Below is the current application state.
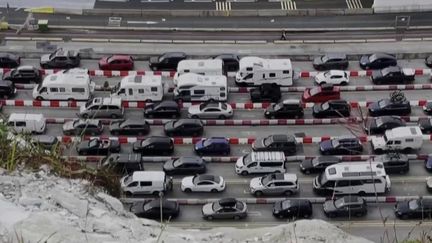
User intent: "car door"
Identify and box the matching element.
[197,181,213,192]
[54,56,68,68]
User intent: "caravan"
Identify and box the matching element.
[173,59,224,85]
[235,57,293,86]
[110,75,164,102]
[173,73,227,102]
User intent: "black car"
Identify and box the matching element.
[131,200,180,220]
[76,138,121,155]
[252,134,298,155]
[312,100,351,118]
[101,153,143,174]
[319,137,363,155]
[300,156,341,174]
[163,156,206,175]
[372,153,410,174]
[40,48,80,69]
[264,99,304,119]
[164,119,204,137]
[109,119,150,136]
[149,52,187,71]
[425,55,432,68]
[425,155,432,172]
[132,136,174,155]
[323,196,367,218]
[423,102,432,115]
[212,54,240,72]
[395,198,432,219]
[250,83,281,102]
[272,199,313,219]
[62,119,104,136]
[3,66,41,83]
[371,66,415,84]
[194,137,230,156]
[0,80,16,98]
[0,53,20,68]
[144,101,180,118]
[313,53,349,71]
[364,116,406,135]
[368,99,411,117]
[359,53,397,70]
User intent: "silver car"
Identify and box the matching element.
[79,97,124,119]
[202,198,247,220]
[188,101,233,119]
[249,173,299,196]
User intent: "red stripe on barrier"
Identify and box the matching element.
[405,84,414,90]
[88,70,96,76]
[385,196,396,203]
[15,100,24,106]
[119,71,129,76]
[247,137,256,144]
[173,137,184,144]
[359,136,368,142]
[260,120,269,126]
[103,70,113,77]
[69,100,78,108]
[118,137,128,144]
[419,100,428,106]
[224,120,234,126]
[349,102,359,108]
[295,119,305,125]
[33,100,42,107]
[321,136,331,141]
[154,71,162,76]
[303,137,312,144]
[262,102,271,109]
[415,69,424,75]
[350,71,358,77]
[277,119,288,125]
[61,136,72,143]
[192,137,202,144]
[229,138,239,144]
[50,100,60,107]
[256,198,268,204]
[137,71,145,75]
[366,70,373,76]
[300,72,310,78]
[243,120,252,126]
[169,71,176,77]
[244,103,253,109]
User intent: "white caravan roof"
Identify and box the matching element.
[325,162,386,180]
[176,73,227,88]
[120,75,162,88]
[177,59,223,71]
[43,73,90,85]
[239,56,292,71]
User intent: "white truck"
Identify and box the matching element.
[173,59,224,85]
[173,73,227,102]
[235,56,293,86]
[371,126,423,153]
[110,75,164,102]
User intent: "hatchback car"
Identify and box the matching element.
[3,66,41,83]
[313,54,349,71]
[272,199,313,219]
[423,102,432,115]
[371,66,415,84]
[212,54,240,72]
[319,137,363,155]
[252,134,297,155]
[299,156,341,174]
[163,156,206,175]
[202,198,247,220]
[371,153,409,174]
[194,137,230,155]
[79,97,124,119]
[0,80,16,98]
[62,119,103,136]
[98,55,134,70]
[314,70,349,86]
[188,101,233,119]
[181,174,226,193]
[419,118,432,134]
[250,173,299,196]
[40,48,80,69]
[0,53,20,68]
[359,53,397,70]
[250,83,281,102]
[368,99,411,117]
[395,198,432,219]
[323,196,367,218]
[131,200,179,220]
[312,100,351,118]
[109,119,149,136]
[144,101,180,118]
[264,99,304,119]
[133,136,174,155]
[76,138,121,155]
[164,119,204,137]
[302,84,341,103]
[364,116,406,135]
[149,52,187,71]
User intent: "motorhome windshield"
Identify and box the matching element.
[111,83,120,94]
[318,172,328,186]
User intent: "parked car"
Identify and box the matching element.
[423,101,432,115]
[79,97,124,119]
[202,198,247,220]
[299,156,341,174]
[0,53,20,68]
[371,153,409,174]
[31,135,59,150]
[252,134,298,155]
[188,101,233,119]
[313,54,349,71]
[62,119,103,136]
[149,52,187,71]
[425,55,432,68]
[425,154,432,172]
[40,48,80,69]
[395,198,432,219]
[76,138,120,155]
[144,101,180,118]
[264,99,304,119]
[272,199,313,219]
[359,53,397,70]
[164,119,204,137]
[250,173,299,196]
[3,66,41,83]
[426,177,432,192]
[132,136,174,155]
[419,118,432,134]
[371,66,415,84]
[163,156,206,175]
[212,54,240,72]
[98,55,134,70]
[194,137,230,155]
[0,80,16,98]
[181,174,226,193]
[312,100,351,118]
[364,116,406,135]
[250,83,281,102]
[319,137,363,155]
[109,119,149,136]
[323,196,367,218]
[368,99,411,117]
[302,84,340,103]
[101,153,144,174]
[314,70,349,86]
[131,200,179,220]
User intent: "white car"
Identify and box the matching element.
[187,101,233,119]
[314,70,349,85]
[181,174,226,193]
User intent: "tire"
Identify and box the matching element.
[36,96,43,101]
[206,216,213,220]
[284,190,293,196]
[184,188,192,193]
[219,115,226,119]
[233,215,241,220]
[192,115,199,119]
[211,189,218,193]
[374,149,383,154]
[358,191,366,196]
[340,81,348,86]
[111,114,118,119]
[125,191,133,197]
[152,191,160,196]
[254,191,263,197]
[241,171,248,176]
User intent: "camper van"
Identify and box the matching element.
[120,171,173,196]
[32,72,94,101]
[173,59,223,85]
[173,73,227,102]
[313,162,391,195]
[371,126,423,153]
[235,57,293,86]
[110,75,164,102]
[235,151,286,176]
[7,113,46,134]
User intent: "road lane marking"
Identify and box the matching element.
[346,0,363,9]
[127,21,159,25]
[281,0,296,10]
[216,1,232,11]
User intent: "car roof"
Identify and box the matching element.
[144,136,171,143]
[324,53,347,59]
[106,153,141,163]
[282,99,300,105]
[177,156,203,164]
[197,174,217,182]
[132,171,165,181]
[0,80,13,87]
[370,53,395,60]
[121,119,146,126]
[17,66,36,71]
[32,135,57,143]
[328,100,348,105]
[316,156,341,163]
[341,196,362,203]
[218,198,238,207]
[75,119,100,125]
[146,199,177,209]
[156,100,178,108]
[0,53,15,58]
[269,134,296,143]
[162,52,187,58]
[92,97,122,106]
[175,119,202,126]
[109,55,132,60]
[382,66,401,72]
[206,137,229,143]
[8,113,44,121]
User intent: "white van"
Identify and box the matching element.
[110,75,164,102]
[173,73,227,102]
[7,113,46,134]
[120,171,173,196]
[313,162,391,195]
[235,151,286,176]
[371,126,423,153]
[32,72,95,101]
[173,59,223,85]
[235,57,293,86]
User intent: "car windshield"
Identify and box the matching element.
[212,202,223,212]
[89,139,99,147]
[111,82,120,94]
[261,174,275,185]
[273,103,283,111]
[221,103,227,110]
[158,55,165,62]
[263,136,274,146]
[334,197,346,209]
[124,175,133,185]
[408,200,419,210]
[173,158,183,167]
[203,139,213,147]
[85,99,94,108]
[244,154,252,164]
[321,102,330,110]
[309,87,321,96]
[318,172,328,186]
[107,56,115,63]
[321,55,329,62]
[324,71,331,77]
[312,157,321,167]
[375,117,384,127]
[72,120,80,126]
[140,139,151,147]
[331,139,340,147]
[378,100,389,108]
[369,54,378,62]
[36,82,43,91]
[381,68,393,77]
[281,200,292,209]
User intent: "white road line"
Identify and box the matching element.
[346,0,363,9]
[127,21,159,25]
[216,1,231,11]
[281,0,296,10]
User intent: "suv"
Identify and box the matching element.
[302,84,340,103]
[313,53,349,71]
[164,119,204,137]
[264,99,304,119]
[144,101,180,118]
[132,136,174,155]
[312,100,351,118]
[371,66,415,84]
[360,53,397,70]
[371,153,409,174]
[149,52,187,71]
[323,196,367,218]
[0,53,20,68]
[3,66,41,83]
[300,156,341,174]
[250,83,281,102]
[252,134,298,155]
[0,80,16,98]
[249,173,299,196]
[40,48,80,69]
[319,137,363,155]
[101,153,143,174]
[272,199,313,219]
[212,54,240,72]
[79,97,124,119]
[194,137,230,155]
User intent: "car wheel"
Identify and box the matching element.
[355,212,365,217]
[184,188,192,193]
[125,191,133,197]
[206,216,213,220]
[112,131,119,136]
[111,114,118,119]
[36,96,43,101]
[327,213,336,218]
[340,81,348,86]
[233,215,241,220]
[241,171,248,176]
[303,214,310,219]
[284,190,293,196]
[254,191,263,197]
[211,189,218,193]
[219,115,226,119]
[152,191,160,196]
[192,115,199,119]
[374,149,383,154]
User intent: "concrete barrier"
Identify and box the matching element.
[315,9,346,16]
[70,38,109,42]
[344,8,374,15]
[257,9,286,17]
[109,39,141,43]
[173,40,205,44]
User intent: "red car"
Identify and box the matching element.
[302,84,340,103]
[98,55,134,70]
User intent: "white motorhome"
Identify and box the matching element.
[371,126,423,153]
[235,151,286,176]
[173,73,227,102]
[32,72,94,101]
[110,75,164,102]
[313,162,391,195]
[7,113,46,134]
[173,59,223,85]
[235,57,293,86]
[120,171,173,196]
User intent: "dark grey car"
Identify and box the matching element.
[62,119,103,136]
[313,54,349,71]
[202,198,247,220]
[40,48,80,69]
[323,196,367,218]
